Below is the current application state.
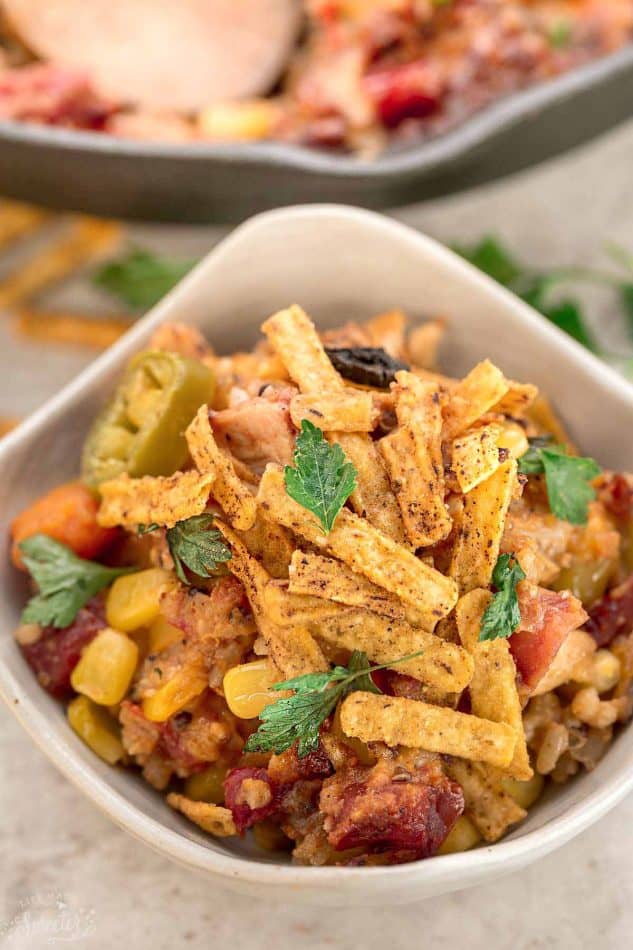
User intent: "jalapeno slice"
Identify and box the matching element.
[81,350,215,486]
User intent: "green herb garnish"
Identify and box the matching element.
[244,649,422,758]
[519,440,601,524]
[479,554,526,642]
[19,534,134,628]
[453,236,633,360]
[93,249,197,310]
[284,420,357,533]
[548,20,572,49]
[140,514,232,584]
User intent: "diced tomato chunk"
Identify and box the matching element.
[21,598,105,697]
[364,61,441,129]
[586,574,633,647]
[510,583,588,690]
[11,481,118,570]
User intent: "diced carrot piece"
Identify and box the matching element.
[10,481,117,569]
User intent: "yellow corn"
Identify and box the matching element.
[198,100,279,142]
[575,649,621,695]
[501,772,544,810]
[67,695,124,764]
[184,762,229,804]
[148,615,183,654]
[497,421,529,460]
[331,702,375,766]
[143,663,208,722]
[71,627,138,705]
[437,816,481,855]
[223,659,281,720]
[253,821,292,852]
[106,568,175,632]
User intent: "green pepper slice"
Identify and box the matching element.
[81,350,215,486]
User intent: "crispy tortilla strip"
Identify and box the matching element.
[445,760,526,842]
[340,693,517,768]
[471,641,532,780]
[262,305,343,393]
[236,511,294,579]
[261,306,406,541]
[527,394,577,453]
[150,322,213,361]
[449,458,518,593]
[186,405,257,531]
[263,580,350,627]
[15,308,131,349]
[380,373,451,546]
[290,391,377,432]
[407,319,444,370]
[0,218,121,309]
[217,522,327,678]
[363,308,407,357]
[450,424,503,494]
[166,794,237,836]
[257,466,458,627]
[288,550,406,621]
[97,470,215,529]
[442,360,509,440]
[0,200,49,249]
[492,382,538,417]
[456,589,531,779]
[334,432,408,544]
[309,609,474,692]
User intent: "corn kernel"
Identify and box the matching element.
[331,702,375,766]
[143,664,208,722]
[71,627,138,705]
[148,615,184,654]
[497,421,529,460]
[253,821,293,852]
[586,649,621,694]
[185,762,229,804]
[67,695,124,764]
[437,816,481,855]
[198,100,279,142]
[106,568,175,632]
[501,772,545,810]
[223,659,281,720]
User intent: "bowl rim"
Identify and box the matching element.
[0,44,631,179]
[2,203,633,893]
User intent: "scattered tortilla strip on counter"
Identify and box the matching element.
[0,200,50,250]
[290,391,378,432]
[97,470,215,529]
[288,550,407,621]
[380,372,451,546]
[186,405,257,531]
[449,458,518,593]
[308,609,474,692]
[0,218,121,310]
[167,794,237,836]
[445,760,526,842]
[15,308,131,349]
[442,360,510,440]
[450,424,504,494]
[340,692,517,769]
[216,522,327,678]
[257,465,458,627]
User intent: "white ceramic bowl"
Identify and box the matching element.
[1,206,632,906]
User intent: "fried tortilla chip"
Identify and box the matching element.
[186,405,257,531]
[97,470,215,529]
[340,693,517,768]
[257,466,457,627]
[442,360,510,440]
[450,424,504,494]
[290,391,378,432]
[167,794,237,836]
[445,760,526,842]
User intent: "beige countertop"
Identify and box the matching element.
[1,120,632,950]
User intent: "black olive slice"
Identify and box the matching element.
[325,346,410,389]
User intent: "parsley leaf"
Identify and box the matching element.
[519,440,601,524]
[453,236,521,286]
[244,650,418,758]
[93,249,198,310]
[19,534,134,628]
[479,554,526,642]
[284,420,357,533]
[161,514,232,584]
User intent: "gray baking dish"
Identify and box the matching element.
[0,44,631,223]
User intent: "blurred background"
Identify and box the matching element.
[1,2,633,948]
